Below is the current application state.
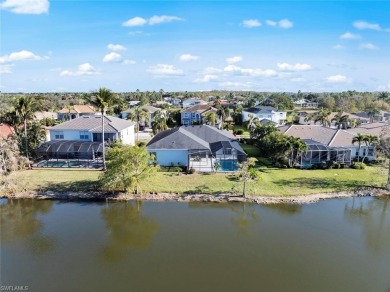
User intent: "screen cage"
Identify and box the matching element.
[34,140,103,168]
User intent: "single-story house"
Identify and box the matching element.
[146,125,247,172]
[242,106,287,125]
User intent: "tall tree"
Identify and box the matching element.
[246,114,259,129]
[361,135,379,163]
[100,144,156,194]
[352,133,367,162]
[331,112,350,129]
[127,106,150,141]
[378,127,390,189]
[313,108,331,127]
[203,111,217,126]
[152,110,168,135]
[217,106,230,129]
[84,87,118,170]
[366,107,380,123]
[378,91,389,110]
[13,96,42,160]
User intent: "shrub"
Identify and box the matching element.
[352,162,366,169]
[236,129,244,135]
[189,167,196,174]
[339,163,346,169]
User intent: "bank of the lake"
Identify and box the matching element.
[1,167,389,204]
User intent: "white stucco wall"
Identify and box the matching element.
[120,125,135,146]
[242,110,286,124]
[50,129,92,141]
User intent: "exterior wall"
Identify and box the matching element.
[148,149,189,166]
[181,111,202,125]
[119,125,135,146]
[49,129,92,141]
[242,110,286,124]
[214,148,238,160]
[349,145,376,161]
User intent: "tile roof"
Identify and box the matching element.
[181,104,217,113]
[0,124,14,139]
[284,125,338,145]
[346,122,389,136]
[58,105,95,114]
[50,115,135,133]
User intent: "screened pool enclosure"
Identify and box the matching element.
[35,140,103,168]
[300,139,351,168]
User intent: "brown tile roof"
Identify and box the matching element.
[0,124,14,139]
[182,104,217,113]
[284,125,337,145]
[58,105,95,114]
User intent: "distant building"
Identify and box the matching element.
[182,98,208,109]
[121,105,159,128]
[242,106,287,125]
[181,104,218,126]
[293,99,319,108]
[57,105,95,120]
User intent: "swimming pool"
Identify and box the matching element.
[219,159,239,171]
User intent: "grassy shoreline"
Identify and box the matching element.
[1,164,388,197]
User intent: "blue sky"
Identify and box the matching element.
[1,0,389,93]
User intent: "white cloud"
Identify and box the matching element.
[242,19,261,28]
[60,63,100,76]
[353,21,381,31]
[0,64,14,74]
[147,64,184,76]
[204,67,222,74]
[123,59,137,65]
[277,63,312,72]
[340,32,361,40]
[223,65,277,77]
[102,52,122,63]
[193,75,218,83]
[325,75,348,83]
[0,50,44,63]
[279,19,293,29]
[123,15,183,27]
[149,15,184,25]
[0,0,49,14]
[332,44,344,49]
[359,43,379,50]
[265,20,277,26]
[290,77,306,82]
[265,19,293,29]
[179,54,199,62]
[226,56,243,64]
[107,44,127,52]
[122,17,147,27]
[128,31,147,36]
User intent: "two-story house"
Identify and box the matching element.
[242,106,287,125]
[181,104,218,126]
[57,105,95,120]
[121,105,159,128]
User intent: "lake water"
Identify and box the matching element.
[1,197,389,292]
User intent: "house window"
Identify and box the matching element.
[54,131,64,139]
[79,131,89,140]
[223,148,232,155]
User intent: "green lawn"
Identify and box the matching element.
[5,163,388,197]
[240,143,261,157]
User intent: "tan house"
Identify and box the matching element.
[57,105,95,120]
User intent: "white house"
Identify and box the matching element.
[182,98,208,109]
[242,106,287,125]
[49,115,135,145]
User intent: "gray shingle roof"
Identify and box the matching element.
[244,106,278,114]
[147,125,245,155]
[50,115,134,133]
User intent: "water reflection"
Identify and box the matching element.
[262,203,302,216]
[344,197,390,251]
[100,201,159,263]
[188,202,259,238]
[0,199,56,254]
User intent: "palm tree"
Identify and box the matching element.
[203,111,217,126]
[217,106,230,129]
[331,112,350,129]
[378,91,389,110]
[246,114,259,129]
[84,87,118,171]
[314,108,331,127]
[13,96,42,161]
[352,133,367,162]
[366,107,380,123]
[152,110,168,134]
[361,135,379,163]
[285,136,307,167]
[127,106,149,141]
